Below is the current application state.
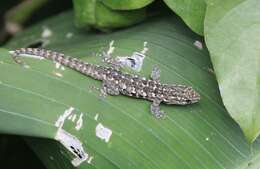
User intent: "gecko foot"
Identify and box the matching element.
[150,99,165,119]
[150,65,160,82]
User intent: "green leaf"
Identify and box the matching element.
[163,0,206,35]
[73,0,147,31]
[2,11,260,169]
[204,0,260,143]
[101,0,154,10]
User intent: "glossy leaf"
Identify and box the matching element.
[163,0,206,35]
[1,11,260,169]
[101,0,154,10]
[204,0,260,143]
[73,0,147,31]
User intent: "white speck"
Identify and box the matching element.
[107,40,115,55]
[205,137,209,141]
[94,114,99,121]
[55,62,61,69]
[55,128,88,167]
[42,26,52,38]
[54,72,63,77]
[66,32,73,38]
[75,113,83,131]
[87,156,94,164]
[72,114,77,122]
[55,107,74,127]
[61,66,65,70]
[49,156,54,160]
[95,123,112,143]
[193,40,203,50]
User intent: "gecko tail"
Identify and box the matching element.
[10,49,29,67]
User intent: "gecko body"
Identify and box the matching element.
[12,48,200,118]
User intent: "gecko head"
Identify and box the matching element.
[163,85,200,105]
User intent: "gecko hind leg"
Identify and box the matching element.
[150,99,165,119]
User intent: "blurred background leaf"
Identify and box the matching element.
[101,0,154,10]
[73,0,147,31]
[204,0,260,143]
[162,0,206,35]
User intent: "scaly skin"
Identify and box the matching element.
[12,48,200,118]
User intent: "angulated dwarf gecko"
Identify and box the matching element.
[11,48,200,119]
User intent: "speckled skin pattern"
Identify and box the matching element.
[12,48,200,119]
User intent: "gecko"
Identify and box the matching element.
[11,48,200,119]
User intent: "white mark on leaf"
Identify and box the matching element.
[116,52,145,72]
[55,128,88,167]
[95,123,112,143]
[55,107,74,127]
[94,113,99,121]
[42,26,53,38]
[115,41,147,72]
[54,107,92,166]
[193,40,203,50]
[87,156,94,164]
[75,113,84,131]
[53,72,63,77]
[140,41,149,54]
[107,40,115,55]
[66,32,73,39]
[72,114,77,122]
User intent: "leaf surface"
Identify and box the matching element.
[1,11,260,169]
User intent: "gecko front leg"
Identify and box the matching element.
[150,65,160,82]
[150,99,165,119]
